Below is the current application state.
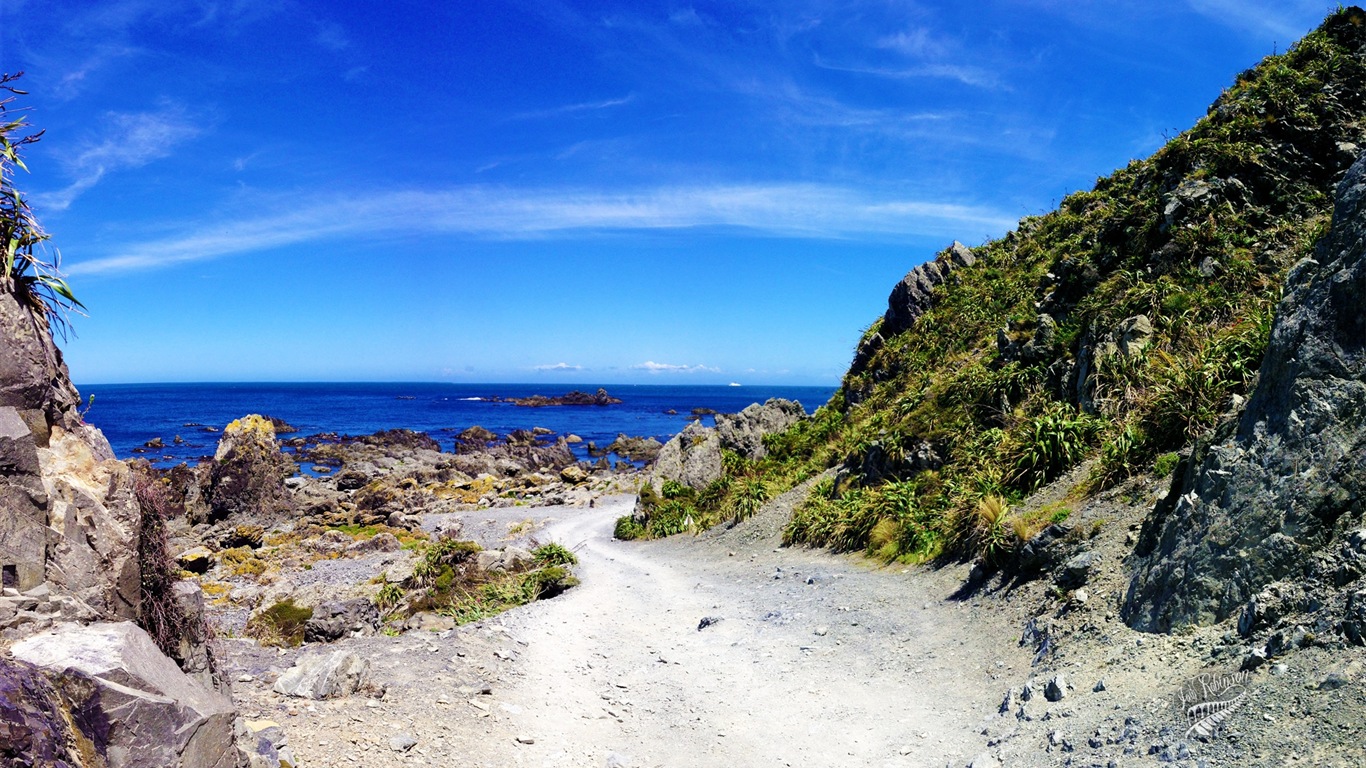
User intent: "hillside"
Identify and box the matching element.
[632,7,1366,579]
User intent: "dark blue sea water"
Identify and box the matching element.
[77,382,837,468]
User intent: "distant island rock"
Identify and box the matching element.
[502,388,624,408]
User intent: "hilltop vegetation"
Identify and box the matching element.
[630,8,1366,565]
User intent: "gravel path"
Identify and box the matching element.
[466,495,1027,767]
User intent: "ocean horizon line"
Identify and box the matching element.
[76,380,841,389]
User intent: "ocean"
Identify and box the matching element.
[77,382,837,468]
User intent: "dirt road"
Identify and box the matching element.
[477,495,1026,767]
[227,494,1028,767]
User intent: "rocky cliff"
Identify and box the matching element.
[0,286,263,767]
[1124,150,1366,633]
[0,289,138,622]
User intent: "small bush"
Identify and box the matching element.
[614,516,646,540]
[246,599,313,647]
[532,542,578,566]
[971,495,1017,565]
[1153,452,1181,478]
[132,464,210,663]
[867,518,903,560]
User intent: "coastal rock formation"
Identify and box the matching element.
[604,434,664,462]
[11,622,243,768]
[0,288,147,621]
[0,240,254,764]
[715,399,806,461]
[647,399,806,491]
[1124,152,1366,632]
[503,388,623,407]
[202,415,295,524]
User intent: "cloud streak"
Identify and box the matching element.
[533,362,584,372]
[511,94,636,121]
[67,182,1019,275]
[36,107,200,211]
[1185,0,1322,42]
[632,361,720,374]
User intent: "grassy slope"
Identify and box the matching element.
[631,8,1366,561]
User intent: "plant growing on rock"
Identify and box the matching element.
[0,73,84,336]
[132,464,211,662]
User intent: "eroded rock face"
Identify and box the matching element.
[0,291,140,618]
[1124,152,1366,632]
[40,425,141,621]
[0,292,82,433]
[649,421,723,491]
[715,399,805,462]
[11,622,244,768]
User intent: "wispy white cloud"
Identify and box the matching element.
[511,94,635,121]
[632,361,720,374]
[813,56,1000,89]
[314,20,349,51]
[35,107,200,211]
[1185,0,1324,42]
[533,362,584,372]
[876,27,950,59]
[66,182,1019,275]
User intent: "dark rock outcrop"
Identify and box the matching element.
[1124,152,1366,632]
[604,434,664,462]
[0,655,91,768]
[303,598,379,643]
[508,388,622,407]
[846,241,976,394]
[201,415,295,525]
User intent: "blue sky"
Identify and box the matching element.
[0,0,1337,385]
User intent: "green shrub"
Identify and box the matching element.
[1153,452,1181,478]
[246,599,313,647]
[1012,405,1102,490]
[532,542,578,566]
[614,515,646,540]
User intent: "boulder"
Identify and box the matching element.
[303,598,380,643]
[272,649,369,699]
[178,546,215,574]
[1124,152,1366,632]
[346,532,401,555]
[1058,551,1099,588]
[559,464,590,485]
[11,621,243,768]
[0,655,89,767]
